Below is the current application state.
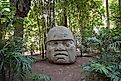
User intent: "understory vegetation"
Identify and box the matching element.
[82,27,121,81]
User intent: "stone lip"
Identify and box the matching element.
[54,51,68,57]
[53,52,69,63]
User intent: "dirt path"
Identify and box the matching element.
[32,57,91,81]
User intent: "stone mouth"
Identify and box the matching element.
[54,52,68,61]
[54,53,68,57]
[55,56,67,63]
[57,57,65,60]
[56,58,66,63]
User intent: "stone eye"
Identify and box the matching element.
[64,41,70,47]
[47,42,51,45]
[70,41,73,44]
[66,43,70,47]
[62,41,66,44]
[66,41,74,47]
[54,41,58,44]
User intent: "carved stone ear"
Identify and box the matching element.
[76,48,81,57]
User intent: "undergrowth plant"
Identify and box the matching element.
[81,27,121,81]
[0,37,51,81]
[32,74,51,81]
[0,37,33,81]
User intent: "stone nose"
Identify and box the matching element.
[56,43,65,50]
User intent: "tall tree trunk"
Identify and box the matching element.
[119,0,121,26]
[14,24,24,38]
[52,0,55,27]
[1,68,6,81]
[62,0,67,27]
[10,0,31,38]
[0,25,4,49]
[48,0,52,28]
[0,26,5,81]
[119,0,121,14]
[105,0,110,29]
[58,1,67,27]
[63,8,67,27]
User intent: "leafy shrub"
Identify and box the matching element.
[82,52,121,81]
[0,38,34,81]
[32,74,51,81]
[82,28,121,81]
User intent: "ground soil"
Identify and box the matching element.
[32,57,92,81]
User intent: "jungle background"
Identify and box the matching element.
[0,0,121,81]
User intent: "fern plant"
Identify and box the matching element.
[32,74,51,81]
[82,52,121,81]
[82,27,121,81]
[85,27,121,53]
[0,38,34,81]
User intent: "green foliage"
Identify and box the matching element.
[82,27,121,81]
[110,0,121,27]
[0,38,34,81]
[56,0,105,37]
[23,0,106,51]
[23,0,46,51]
[0,0,16,26]
[1,0,121,80]
[83,61,113,76]
[32,74,51,81]
[82,52,121,81]
[0,0,25,40]
[83,27,121,53]
[24,16,41,51]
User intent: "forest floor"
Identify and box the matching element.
[32,55,93,81]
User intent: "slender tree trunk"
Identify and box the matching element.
[77,4,84,56]
[14,24,24,38]
[119,0,121,15]
[119,0,121,26]
[58,1,67,27]
[47,0,55,28]
[79,21,84,57]
[105,0,110,29]
[40,16,46,59]
[35,0,42,58]
[0,24,5,81]
[41,0,46,59]
[48,0,52,28]
[41,19,45,60]
[0,25,4,49]
[63,8,67,27]
[63,0,67,27]
[1,68,6,81]
[46,0,50,32]
[37,16,42,57]
[0,26,3,40]
[0,19,6,81]
[52,0,55,27]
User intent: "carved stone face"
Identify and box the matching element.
[46,26,76,64]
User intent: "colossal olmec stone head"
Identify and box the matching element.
[46,26,76,64]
